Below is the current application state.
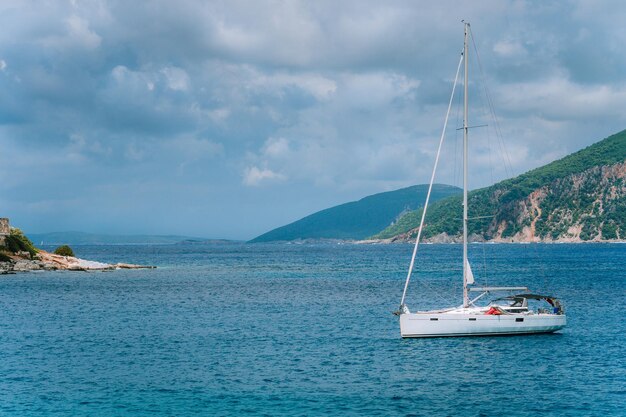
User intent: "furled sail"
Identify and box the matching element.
[465,258,475,285]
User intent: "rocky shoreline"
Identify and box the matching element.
[356,232,626,244]
[0,250,155,274]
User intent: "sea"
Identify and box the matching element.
[0,243,624,416]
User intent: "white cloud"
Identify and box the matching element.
[242,166,286,186]
[208,107,230,122]
[37,13,102,50]
[246,70,337,101]
[213,20,263,54]
[233,67,425,191]
[210,1,322,67]
[262,137,290,158]
[493,40,527,57]
[65,15,101,49]
[161,67,190,91]
[337,72,419,108]
[496,77,626,121]
[271,73,337,100]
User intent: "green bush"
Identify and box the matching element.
[54,245,75,257]
[4,236,19,253]
[602,222,618,240]
[0,252,12,262]
[5,228,38,257]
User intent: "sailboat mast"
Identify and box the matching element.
[462,22,470,308]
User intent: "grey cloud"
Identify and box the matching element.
[1,0,626,239]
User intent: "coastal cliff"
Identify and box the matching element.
[374,130,626,243]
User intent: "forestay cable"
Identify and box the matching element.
[399,50,464,308]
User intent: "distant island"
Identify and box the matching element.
[253,129,626,243]
[250,184,461,242]
[0,219,155,274]
[28,231,212,246]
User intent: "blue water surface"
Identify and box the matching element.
[0,243,624,416]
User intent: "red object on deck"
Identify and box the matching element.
[485,307,502,315]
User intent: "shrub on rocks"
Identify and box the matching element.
[6,228,38,258]
[54,245,75,257]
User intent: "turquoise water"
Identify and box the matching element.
[0,243,624,416]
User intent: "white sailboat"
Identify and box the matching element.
[397,22,566,338]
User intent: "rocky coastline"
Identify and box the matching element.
[0,218,156,275]
[356,232,626,244]
[0,250,155,274]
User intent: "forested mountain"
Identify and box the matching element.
[374,129,626,242]
[250,184,461,242]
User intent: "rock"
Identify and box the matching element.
[425,232,459,244]
[0,261,13,274]
[13,260,42,272]
[42,262,59,271]
[114,263,156,269]
[468,233,486,243]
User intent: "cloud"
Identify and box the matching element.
[1,0,626,239]
[496,77,626,121]
[65,15,101,49]
[255,73,337,101]
[242,166,286,186]
[161,67,190,91]
[38,14,102,50]
[262,137,290,158]
[493,40,527,57]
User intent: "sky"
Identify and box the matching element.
[1,0,626,240]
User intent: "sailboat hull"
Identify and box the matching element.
[400,312,566,338]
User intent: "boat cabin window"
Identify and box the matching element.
[510,298,528,308]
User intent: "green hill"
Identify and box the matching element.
[250,184,461,242]
[374,129,626,241]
